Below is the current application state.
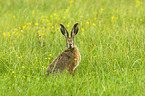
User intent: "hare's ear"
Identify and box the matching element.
[71,23,79,37]
[60,24,69,38]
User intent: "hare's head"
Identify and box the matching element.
[60,23,79,49]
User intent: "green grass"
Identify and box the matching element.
[0,0,145,95]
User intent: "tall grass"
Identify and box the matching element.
[0,0,144,95]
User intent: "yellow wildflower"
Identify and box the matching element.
[92,23,96,26]
[66,9,69,12]
[112,16,115,19]
[41,33,44,36]
[86,21,89,24]
[63,16,66,19]
[67,25,69,28]
[41,16,44,18]
[2,33,6,36]
[19,27,21,30]
[13,16,15,18]
[23,25,26,30]
[55,29,57,31]
[116,9,118,14]
[12,32,15,34]
[49,22,51,25]
[54,13,56,16]
[42,19,45,21]
[32,10,35,14]
[27,23,31,26]
[100,8,104,12]
[81,28,84,31]
[38,31,40,34]
[35,23,38,26]
[69,0,73,4]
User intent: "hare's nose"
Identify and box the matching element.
[69,44,72,48]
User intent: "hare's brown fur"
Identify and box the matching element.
[46,23,81,75]
[46,46,81,75]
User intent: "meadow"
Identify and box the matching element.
[0,0,145,95]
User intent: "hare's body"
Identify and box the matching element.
[46,23,81,75]
[46,46,81,75]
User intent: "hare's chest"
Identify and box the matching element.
[73,48,81,70]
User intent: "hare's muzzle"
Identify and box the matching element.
[69,44,73,48]
[66,37,74,49]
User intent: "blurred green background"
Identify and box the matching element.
[0,0,144,95]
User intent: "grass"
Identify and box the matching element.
[0,0,145,95]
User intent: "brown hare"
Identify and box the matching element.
[46,23,81,76]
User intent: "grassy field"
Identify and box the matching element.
[0,0,145,95]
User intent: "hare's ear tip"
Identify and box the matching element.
[60,24,64,28]
[74,23,79,27]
